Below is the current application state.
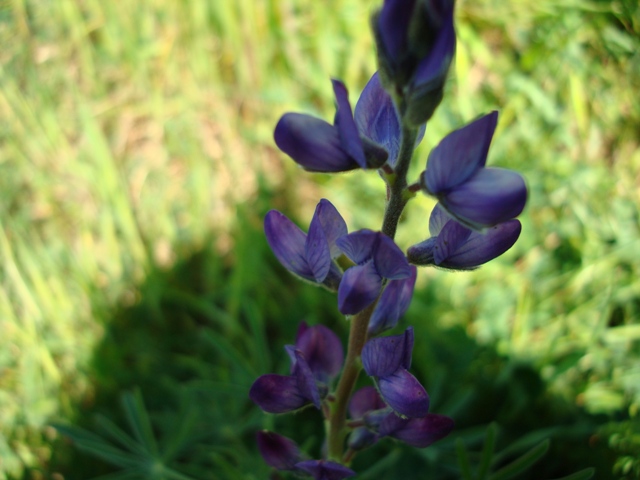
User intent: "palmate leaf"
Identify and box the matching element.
[53,390,198,480]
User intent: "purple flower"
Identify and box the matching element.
[420,111,527,229]
[354,72,425,167]
[379,412,454,448]
[285,322,344,385]
[296,460,356,480]
[368,265,417,336]
[407,204,522,269]
[336,230,412,315]
[349,387,454,450]
[249,323,344,414]
[373,0,456,124]
[265,199,347,291]
[256,431,304,470]
[361,327,429,418]
[256,432,355,479]
[348,387,387,450]
[274,79,388,172]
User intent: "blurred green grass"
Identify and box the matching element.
[0,0,638,478]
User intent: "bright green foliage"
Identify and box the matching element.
[0,0,638,478]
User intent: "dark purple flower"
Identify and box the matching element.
[373,0,456,124]
[420,111,527,229]
[348,387,387,450]
[407,204,522,269]
[354,72,425,167]
[295,460,356,480]
[250,323,344,414]
[368,265,417,335]
[265,199,346,290]
[274,80,388,172]
[249,351,320,413]
[336,230,412,315]
[256,431,304,470]
[379,412,454,448]
[286,322,344,384]
[361,327,430,418]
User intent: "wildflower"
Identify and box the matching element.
[350,386,454,449]
[256,432,356,479]
[368,265,417,335]
[420,111,527,229]
[265,199,346,291]
[249,323,343,414]
[274,80,388,172]
[347,386,386,450]
[256,431,304,471]
[407,204,522,269]
[361,327,429,418]
[296,460,356,480]
[378,411,454,448]
[373,0,456,124]
[336,230,412,315]
[354,72,425,167]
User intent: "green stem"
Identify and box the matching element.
[327,301,377,460]
[327,120,420,461]
[381,123,418,238]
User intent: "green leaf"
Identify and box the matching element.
[489,439,550,480]
[456,438,473,480]
[477,423,498,480]
[546,468,595,480]
[121,390,159,456]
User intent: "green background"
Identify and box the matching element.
[0,0,638,478]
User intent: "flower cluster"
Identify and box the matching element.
[250,0,528,476]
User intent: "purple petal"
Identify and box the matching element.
[336,229,377,265]
[440,167,527,229]
[256,431,303,470]
[383,413,454,448]
[377,0,416,64]
[348,426,379,451]
[293,351,321,409]
[368,266,417,335]
[373,233,412,279]
[274,113,358,172]
[306,212,331,282]
[406,237,437,266]
[354,72,402,165]
[295,324,344,381]
[349,386,386,419]
[377,368,430,418]
[265,210,313,281]
[433,219,472,265]
[362,328,414,377]
[423,112,498,195]
[249,374,309,414]
[411,13,456,90]
[429,203,451,236]
[332,79,366,169]
[337,261,383,315]
[314,199,348,259]
[295,460,356,480]
[442,219,521,269]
